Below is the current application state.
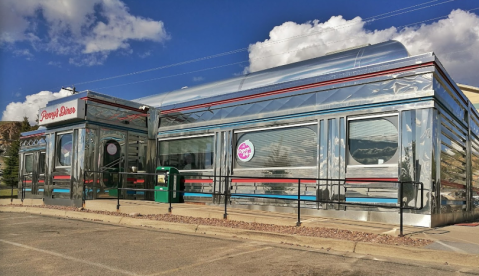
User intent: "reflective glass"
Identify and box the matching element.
[235,126,317,169]
[24,154,33,173]
[57,134,73,166]
[159,136,214,170]
[349,117,398,165]
[39,152,46,174]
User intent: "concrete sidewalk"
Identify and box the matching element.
[1,198,478,267]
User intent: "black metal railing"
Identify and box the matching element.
[82,170,423,236]
[0,174,33,203]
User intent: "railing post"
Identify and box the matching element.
[399,181,404,237]
[296,178,301,227]
[10,179,14,204]
[224,176,228,220]
[21,175,24,203]
[116,173,120,211]
[168,175,172,213]
[82,170,86,208]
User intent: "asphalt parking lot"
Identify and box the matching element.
[1,212,478,276]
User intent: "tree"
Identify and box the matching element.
[2,117,34,186]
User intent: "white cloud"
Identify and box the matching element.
[13,49,33,60]
[2,88,73,124]
[138,51,151,58]
[47,61,61,67]
[0,0,169,65]
[193,76,204,82]
[246,9,479,86]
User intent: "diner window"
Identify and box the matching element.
[24,154,33,173]
[235,125,317,169]
[348,116,398,165]
[56,133,73,167]
[39,152,46,174]
[159,136,214,170]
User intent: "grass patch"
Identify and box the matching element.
[0,188,18,197]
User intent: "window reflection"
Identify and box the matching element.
[24,154,33,173]
[39,152,46,174]
[235,126,317,169]
[159,136,214,170]
[57,134,73,166]
[349,117,398,165]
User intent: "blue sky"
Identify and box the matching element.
[1,0,479,123]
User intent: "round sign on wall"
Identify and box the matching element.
[237,140,254,162]
[107,143,118,155]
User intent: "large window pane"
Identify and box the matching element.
[57,133,73,166]
[235,126,317,169]
[24,154,33,173]
[39,152,46,174]
[348,117,398,165]
[159,136,214,170]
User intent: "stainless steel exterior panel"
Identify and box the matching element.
[159,73,434,132]
[135,41,409,108]
[86,102,147,131]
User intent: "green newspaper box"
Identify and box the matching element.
[154,166,183,203]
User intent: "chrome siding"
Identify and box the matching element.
[84,128,98,200]
[45,133,55,197]
[399,109,433,214]
[159,73,434,132]
[439,108,467,213]
[471,112,479,211]
[86,102,147,131]
[72,129,85,200]
[431,74,479,226]
[135,40,409,108]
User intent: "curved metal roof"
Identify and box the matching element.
[134,40,409,108]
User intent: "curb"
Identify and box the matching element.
[1,206,478,268]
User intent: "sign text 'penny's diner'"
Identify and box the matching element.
[38,99,86,126]
[40,106,76,123]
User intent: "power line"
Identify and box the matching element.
[91,6,477,91]
[66,0,458,89]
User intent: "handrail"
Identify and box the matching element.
[82,170,424,237]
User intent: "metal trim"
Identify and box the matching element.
[158,133,214,141]
[234,166,317,171]
[234,122,317,134]
[348,113,399,121]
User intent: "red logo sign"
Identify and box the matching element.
[39,106,76,122]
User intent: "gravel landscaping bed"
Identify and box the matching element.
[1,204,433,247]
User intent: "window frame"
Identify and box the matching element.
[158,134,215,172]
[55,131,74,168]
[233,122,318,171]
[347,113,399,168]
[23,153,34,174]
[39,152,46,175]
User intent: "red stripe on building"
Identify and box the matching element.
[53,175,71,180]
[184,179,213,184]
[161,62,435,114]
[20,133,45,139]
[231,178,316,184]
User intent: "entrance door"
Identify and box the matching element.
[100,140,122,198]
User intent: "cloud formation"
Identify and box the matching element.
[246,9,479,86]
[2,89,73,124]
[0,0,169,65]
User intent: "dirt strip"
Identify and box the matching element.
[1,204,432,247]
